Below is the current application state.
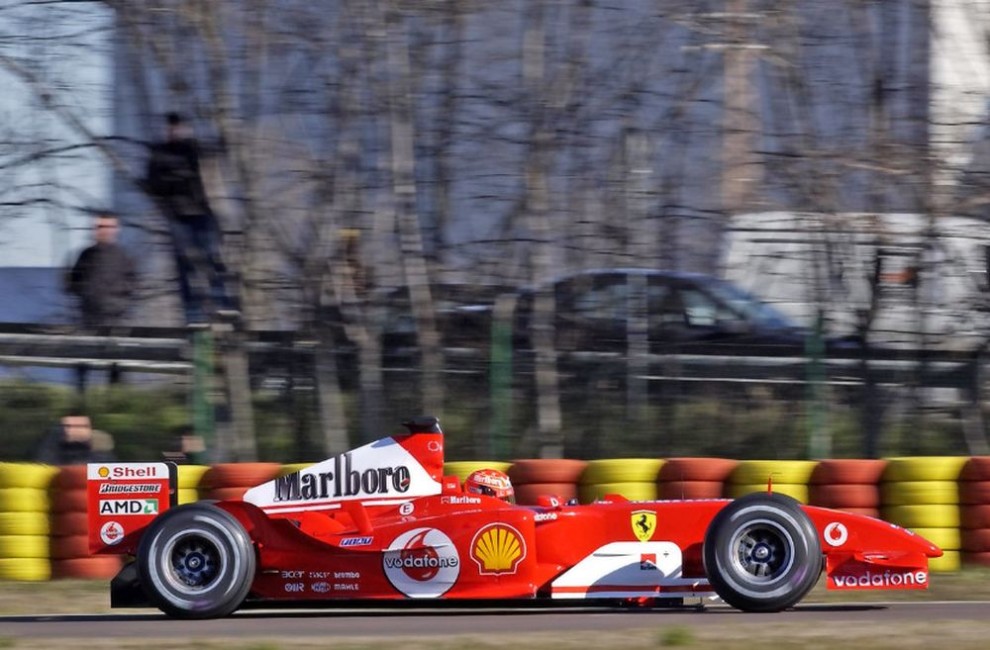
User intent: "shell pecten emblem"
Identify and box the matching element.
[470,523,526,575]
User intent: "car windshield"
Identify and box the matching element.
[703,278,797,329]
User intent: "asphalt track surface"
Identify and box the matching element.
[4,601,990,640]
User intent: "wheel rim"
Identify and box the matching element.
[161,529,227,593]
[729,519,794,582]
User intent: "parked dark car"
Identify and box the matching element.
[314,282,510,366]
[508,268,810,355]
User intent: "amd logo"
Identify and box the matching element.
[98,499,158,516]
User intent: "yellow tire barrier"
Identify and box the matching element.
[580,459,665,485]
[880,481,960,506]
[578,482,658,503]
[0,535,51,559]
[0,463,59,489]
[443,461,513,482]
[726,483,810,504]
[279,463,314,477]
[177,488,199,505]
[929,550,961,573]
[0,488,50,513]
[729,460,818,486]
[882,504,961,529]
[881,457,968,483]
[909,527,961,551]
[176,465,210,489]
[0,512,50,536]
[0,557,50,581]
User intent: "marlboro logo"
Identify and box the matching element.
[273,452,411,502]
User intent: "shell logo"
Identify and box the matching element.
[98,467,110,478]
[470,523,526,575]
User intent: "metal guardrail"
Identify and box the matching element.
[0,322,981,391]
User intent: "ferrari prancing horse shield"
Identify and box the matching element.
[631,510,656,542]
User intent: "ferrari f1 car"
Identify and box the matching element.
[87,417,941,619]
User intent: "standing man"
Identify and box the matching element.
[145,112,238,325]
[66,212,136,390]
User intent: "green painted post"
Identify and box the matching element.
[192,329,215,462]
[489,295,514,459]
[806,309,829,459]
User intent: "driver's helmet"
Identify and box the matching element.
[464,469,515,503]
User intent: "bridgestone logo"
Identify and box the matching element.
[99,484,161,494]
[383,556,459,570]
[273,452,411,502]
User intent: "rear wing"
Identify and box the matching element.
[87,462,177,555]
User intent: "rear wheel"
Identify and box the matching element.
[137,503,255,619]
[703,492,821,612]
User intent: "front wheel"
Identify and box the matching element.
[137,503,256,619]
[703,492,822,612]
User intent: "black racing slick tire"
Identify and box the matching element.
[703,492,822,612]
[136,502,256,619]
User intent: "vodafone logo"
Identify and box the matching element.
[824,522,848,547]
[100,520,124,546]
[383,527,459,598]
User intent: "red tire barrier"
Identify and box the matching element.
[961,457,990,482]
[810,459,887,485]
[513,483,579,506]
[51,556,123,580]
[508,459,588,485]
[962,504,990,529]
[659,480,725,500]
[962,551,990,568]
[809,483,881,509]
[959,480,990,505]
[203,486,249,501]
[50,535,91,561]
[52,466,88,491]
[836,507,881,519]
[50,488,87,514]
[961,528,990,553]
[202,463,281,489]
[658,458,738,483]
[49,512,88,537]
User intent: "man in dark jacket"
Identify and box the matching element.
[66,212,136,390]
[145,112,238,325]
[33,413,116,466]
[67,212,135,329]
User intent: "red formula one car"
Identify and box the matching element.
[87,417,941,619]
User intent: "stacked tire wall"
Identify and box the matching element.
[508,459,587,505]
[880,457,968,573]
[809,459,886,518]
[658,458,738,500]
[176,465,211,505]
[960,457,990,567]
[443,461,512,484]
[201,463,281,501]
[7,455,990,580]
[0,463,57,581]
[725,460,817,503]
[49,465,123,579]
[578,459,664,503]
